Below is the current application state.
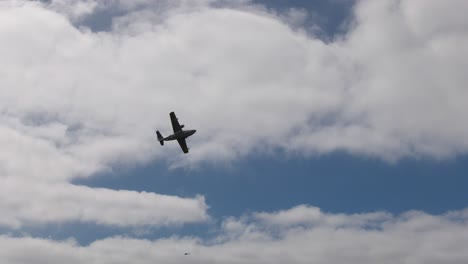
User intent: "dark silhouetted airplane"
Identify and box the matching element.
[156,112,196,153]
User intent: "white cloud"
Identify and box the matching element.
[0,178,208,228]
[0,2,209,228]
[0,205,467,263]
[253,205,391,229]
[0,0,467,233]
[0,113,208,228]
[338,0,468,160]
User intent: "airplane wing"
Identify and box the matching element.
[170,112,182,133]
[177,138,189,153]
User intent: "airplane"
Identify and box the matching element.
[156,112,197,154]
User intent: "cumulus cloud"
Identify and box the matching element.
[0,179,208,228]
[0,205,467,263]
[0,0,467,235]
[253,205,390,229]
[3,0,467,165]
[334,0,468,160]
[0,115,209,227]
[0,1,209,228]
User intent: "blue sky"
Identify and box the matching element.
[1,0,468,263]
[11,150,468,245]
[82,153,468,217]
[252,0,354,37]
[80,0,355,36]
[69,152,468,244]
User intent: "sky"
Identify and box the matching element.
[1,0,468,263]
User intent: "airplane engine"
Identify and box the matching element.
[180,124,185,128]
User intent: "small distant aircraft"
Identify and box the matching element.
[184,253,190,256]
[156,112,196,154]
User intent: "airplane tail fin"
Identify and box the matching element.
[156,131,164,146]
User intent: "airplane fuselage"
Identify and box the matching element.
[164,129,196,141]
